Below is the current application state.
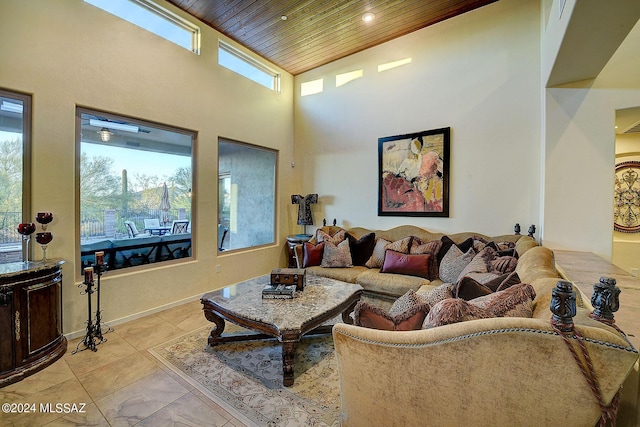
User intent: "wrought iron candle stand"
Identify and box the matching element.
[93,260,113,342]
[72,252,112,354]
[73,267,98,353]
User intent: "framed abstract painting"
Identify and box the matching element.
[378,127,450,217]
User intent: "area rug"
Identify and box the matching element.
[148,326,340,427]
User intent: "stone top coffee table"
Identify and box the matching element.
[201,274,363,386]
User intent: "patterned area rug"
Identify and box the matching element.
[148,326,340,427]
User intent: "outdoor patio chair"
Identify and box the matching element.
[143,218,161,235]
[124,221,150,238]
[169,220,189,235]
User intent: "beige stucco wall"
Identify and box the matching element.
[0,0,297,336]
[293,0,542,236]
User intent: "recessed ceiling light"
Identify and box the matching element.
[362,12,375,22]
[281,15,287,21]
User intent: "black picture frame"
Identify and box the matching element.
[378,127,450,217]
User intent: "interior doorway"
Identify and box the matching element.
[613,106,640,277]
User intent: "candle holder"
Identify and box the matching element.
[72,252,112,354]
[93,256,113,342]
[72,267,98,354]
[17,223,36,265]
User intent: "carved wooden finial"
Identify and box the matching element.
[528,224,536,238]
[550,280,576,331]
[514,223,521,235]
[591,277,620,321]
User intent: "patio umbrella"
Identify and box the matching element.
[159,182,171,226]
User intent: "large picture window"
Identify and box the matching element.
[0,90,31,264]
[77,108,194,272]
[218,139,276,252]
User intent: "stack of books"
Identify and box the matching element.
[262,283,296,299]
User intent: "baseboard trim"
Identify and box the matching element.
[64,293,202,340]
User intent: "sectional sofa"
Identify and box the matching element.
[294,225,639,426]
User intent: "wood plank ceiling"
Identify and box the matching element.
[167,0,498,75]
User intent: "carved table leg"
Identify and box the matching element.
[203,308,226,346]
[342,299,360,324]
[282,340,296,387]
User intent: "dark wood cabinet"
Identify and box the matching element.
[0,260,66,387]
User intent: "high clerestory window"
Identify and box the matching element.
[219,41,280,92]
[84,0,200,54]
[77,108,195,273]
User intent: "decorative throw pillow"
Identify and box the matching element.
[454,276,493,300]
[439,245,476,283]
[417,283,455,307]
[381,250,432,279]
[437,236,474,264]
[424,283,535,328]
[316,229,346,245]
[470,283,536,317]
[410,238,442,280]
[389,289,431,317]
[365,236,412,268]
[354,298,430,331]
[302,241,325,268]
[321,239,353,268]
[424,298,492,328]
[492,256,518,274]
[457,246,497,281]
[347,232,376,266]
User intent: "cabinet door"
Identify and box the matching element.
[0,289,15,372]
[16,269,62,365]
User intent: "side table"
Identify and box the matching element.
[286,234,312,267]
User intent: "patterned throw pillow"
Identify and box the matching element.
[471,283,535,317]
[410,238,443,280]
[424,298,492,328]
[364,236,412,268]
[457,246,496,281]
[389,289,431,317]
[316,229,346,245]
[439,245,476,283]
[417,283,455,307]
[437,236,474,264]
[321,239,353,268]
[423,282,536,328]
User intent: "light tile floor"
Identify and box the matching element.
[2,252,640,426]
[0,300,247,427]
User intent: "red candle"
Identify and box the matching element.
[84,267,94,283]
[95,251,104,266]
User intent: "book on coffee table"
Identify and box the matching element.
[262,284,296,299]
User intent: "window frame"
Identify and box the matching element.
[218,41,281,92]
[0,88,32,264]
[84,0,201,54]
[76,107,196,275]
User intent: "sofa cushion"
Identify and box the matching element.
[381,250,432,279]
[439,244,476,283]
[356,269,430,298]
[365,236,412,268]
[302,241,325,268]
[347,232,376,266]
[354,299,429,331]
[321,239,353,268]
[306,265,367,283]
[454,276,493,300]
